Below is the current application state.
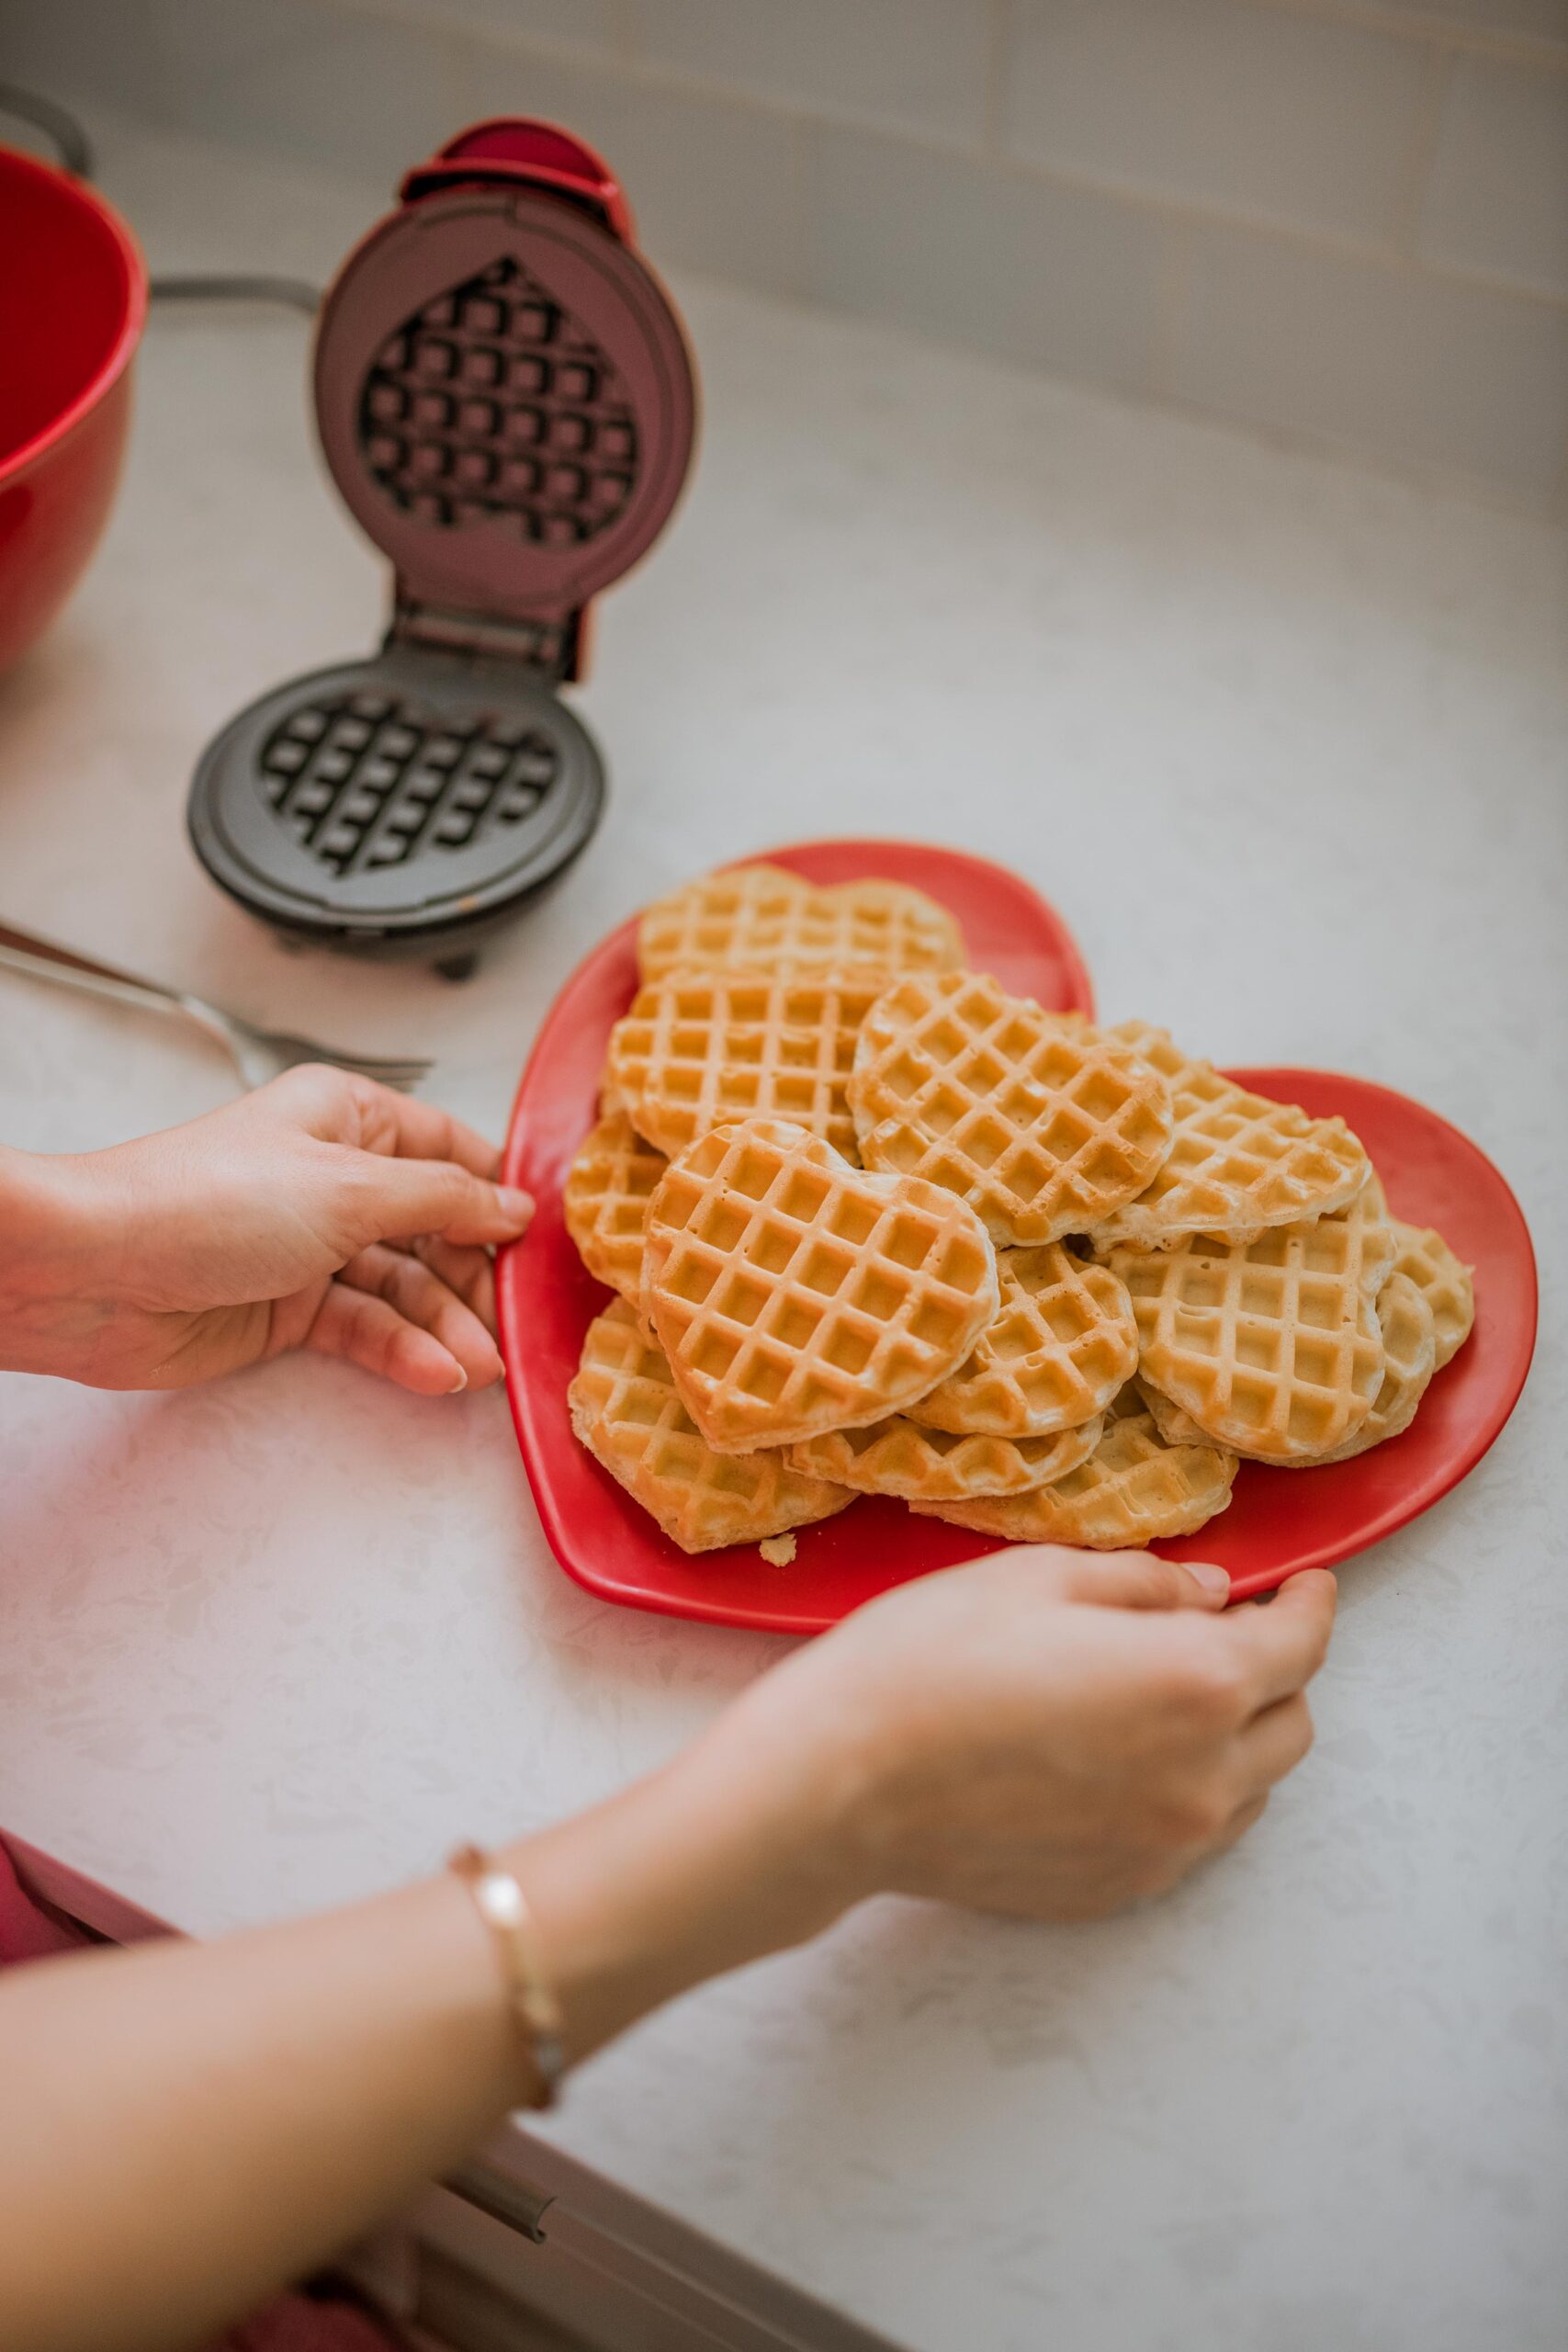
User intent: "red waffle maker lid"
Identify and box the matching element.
[312,120,697,663]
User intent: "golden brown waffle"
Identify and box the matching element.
[562,1111,667,1306]
[789,1408,1101,1502]
[1351,1173,1398,1297]
[849,974,1174,1247]
[637,864,964,982]
[642,1118,999,1453]
[1293,1272,1436,1465]
[1133,1374,1210,1450]
[912,1390,1236,1548]
[569,1301,855,1553]
[1110,1216,1386,1463]
[1392,1220,1475,1370]
[604,968,887,1160]
[908,1242,1137,1438]
[1092,1023,1371,1249]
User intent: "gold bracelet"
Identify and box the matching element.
[448,1844,567,2110]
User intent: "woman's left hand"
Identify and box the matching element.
[0,1066,534,1395]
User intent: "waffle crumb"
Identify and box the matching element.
[759,1533,796,1566]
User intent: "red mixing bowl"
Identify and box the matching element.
[0,145,147,673]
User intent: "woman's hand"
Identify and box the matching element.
[701,1546,1337,1929]
[0,1066,534,1396]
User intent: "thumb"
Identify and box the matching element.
[340,1151,535,1250]
[1021,1544,1230,1613]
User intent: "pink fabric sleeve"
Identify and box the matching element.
[0,1837,91,1962]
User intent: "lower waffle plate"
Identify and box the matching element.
[497,845,1536,1631]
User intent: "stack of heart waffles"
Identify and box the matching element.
[564,865,1475,1554]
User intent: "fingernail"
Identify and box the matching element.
[1185,1561,1230,1601]
[447,1363,468,1393]
[499,1186,535,1227]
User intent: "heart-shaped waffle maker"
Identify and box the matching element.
[188,120,697,970]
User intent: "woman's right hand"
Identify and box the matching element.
[722,1548,1337,1927]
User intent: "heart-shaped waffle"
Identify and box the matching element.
[789,1408,1101,1502]
[563,1111,668,1307]
[570,1301,855,1553]
[637,864,964,982]
[642,1118,998,1453]
[1109,1214,1386,1463]
[1291,1271,1436,1464]
[1092,1023,1371,1249]
[604,968,887,1160]
[849,975,1174,1247]
[1391,1220,1474,1370]
[912,1388,1236,1549]
[908,1242,1137,1438]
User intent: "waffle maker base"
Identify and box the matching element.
[188,648,604,971]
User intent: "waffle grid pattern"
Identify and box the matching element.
[360,257,638,547]
[851,975,1174,1246]
[563,1112,668,1305]
[637,865,964,981]
[1303,1271,1436,1465]
[1095,1023,1371,1247]
[1392,1221,1475,1369]
[910,1241,1139,1437]
[913,1395,1237,1548]
[606,969,888,1160]
[790,1408,1101,1501]
[259,690,558,876]
[644,1120,998,1453]
[570,1301,853,1552]
[1111,1219,1387,1461]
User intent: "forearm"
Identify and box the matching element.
[0,1714,844,2352]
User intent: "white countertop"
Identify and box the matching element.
[2,111,1565,2352]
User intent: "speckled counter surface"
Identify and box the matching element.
[1,113,1565,2352]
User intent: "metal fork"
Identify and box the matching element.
[0,921,432,1092]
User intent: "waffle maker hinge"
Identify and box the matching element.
[385,595,581,683]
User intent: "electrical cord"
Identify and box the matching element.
[150,274,321,316]
[0,81,94,178]
[1,84,321,316]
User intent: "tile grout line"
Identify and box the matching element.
[1389,40,1453,263]
[981,0,1012,163]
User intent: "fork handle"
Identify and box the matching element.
[0,922,213,1032]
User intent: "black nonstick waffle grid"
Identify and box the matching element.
[361,256,639,548]
[258,687,560,878]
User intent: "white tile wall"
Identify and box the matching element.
[1388,3,1568,54]
[803,125,1168,391]
[453,36,807,294]
[1168,220,1568,495]
[6,0,1565,512]
[1419,54,1568,296]
[1004,0,1432,247]
[636,0,995,146]
[1,0,464,182]
[420,0,636,62]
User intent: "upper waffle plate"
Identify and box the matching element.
[497,843,1536,1631]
